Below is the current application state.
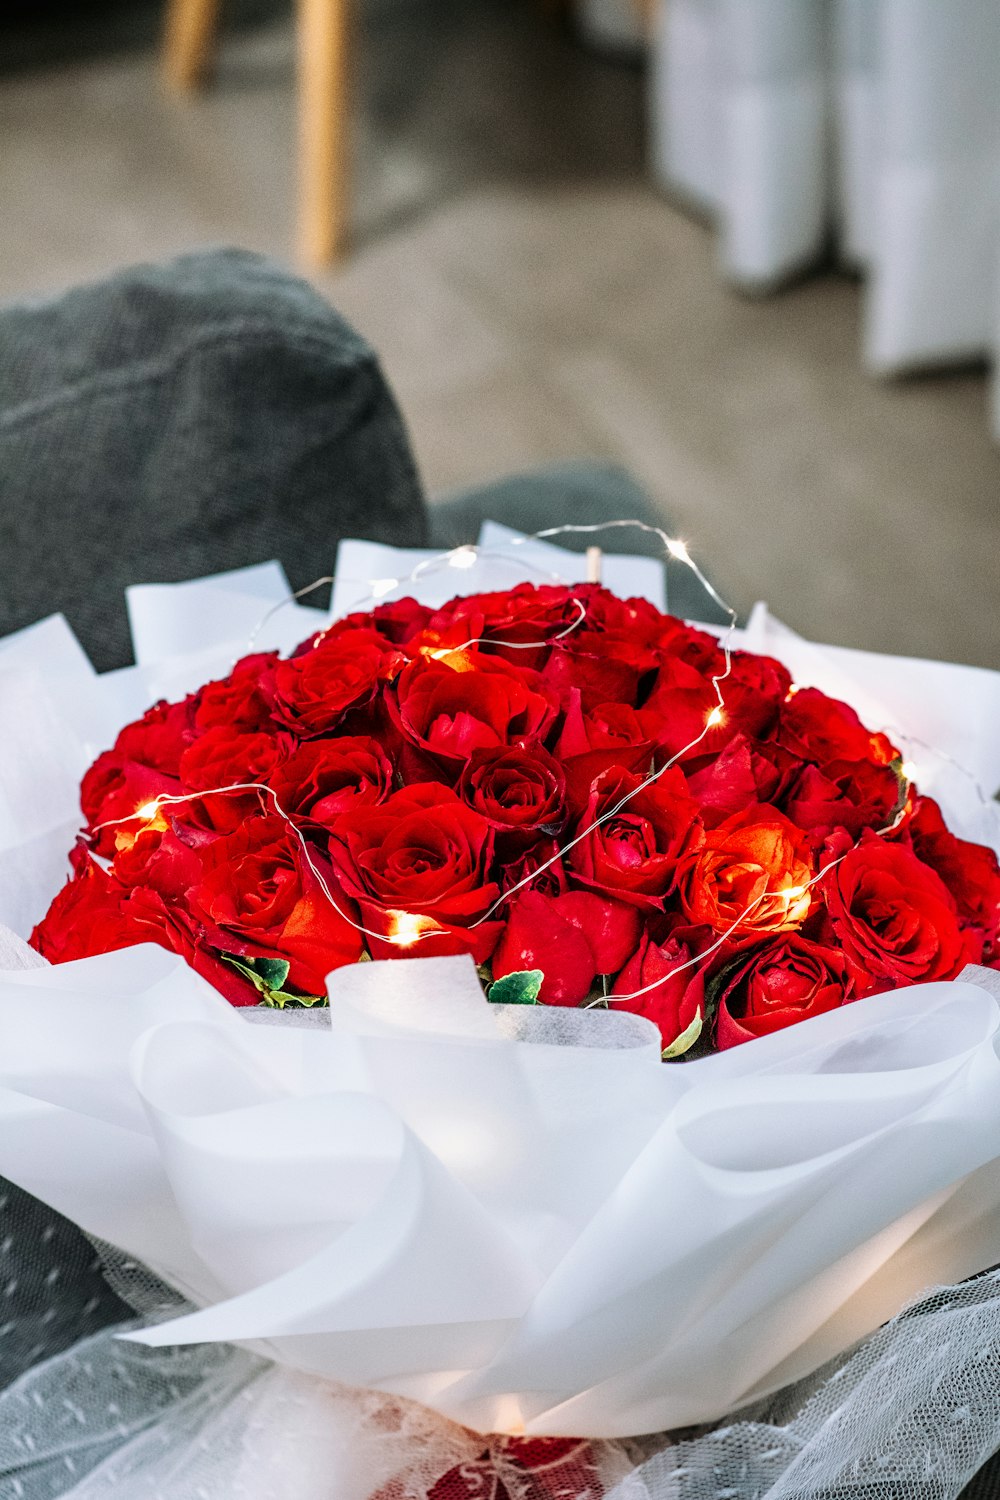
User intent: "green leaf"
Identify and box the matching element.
[219,952,326,1009]
[662,1011,703,1060]
[488,969,544,1005]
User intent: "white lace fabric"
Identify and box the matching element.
[3,1270,1000,1500]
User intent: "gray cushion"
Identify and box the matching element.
[0,249,427,671]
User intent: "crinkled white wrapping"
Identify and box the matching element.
[3,945,1000,1439]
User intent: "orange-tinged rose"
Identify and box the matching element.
[678,804,813,937]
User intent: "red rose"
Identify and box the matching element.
[686,732,803,827]
[611,924,706,1053]
[31,844,144,964]
[555,691,655,815]
[492,887,640,1006]
[266,736,394,832]
[657,618,728,670]
[369,596,434,645]
[193,653,278,733]
[81,751,181,858]
[113,695,197,777]
[269,629,401,737]
[388,650,557,778]
[824,829,972,994]
[903,795,1000,963]
[778,687,896,767]
[329,783,503,962]
[458,744,566,849]
[643,650,790,765]
[112,823,203,899]
[568,765,702,909]
[678,804,814,937]
[714,934,850,1049]
[178,726,291,831]
[542,630,657,713]
[425,1438,604,1500]
[784,757,901,842]
[499,837,569,899]
[190,814,363,995]
[30,842,249,1003]
[432,583,580,671]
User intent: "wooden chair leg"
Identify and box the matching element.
[163,0,222,91]
[297,0,352,268]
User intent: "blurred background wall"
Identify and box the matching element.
[1,0,998,668]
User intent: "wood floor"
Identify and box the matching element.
[1,0,998,667]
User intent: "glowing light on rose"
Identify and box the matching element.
[387,910,433,948]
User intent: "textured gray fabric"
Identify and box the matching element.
[0,936,128,1391]
[429,461,728,624]
[0,249,428,670]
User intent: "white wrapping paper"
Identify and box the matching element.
[2,530,1000,1450]
[3,945,1000,1438]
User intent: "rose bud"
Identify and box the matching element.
[266,736,394,834]
[678,804,814,937]
[568,765,702,909]
[458,744,566,851]
[611,924,706,1054]
[269,628,402,737]
[778,686,897,768]
[824,829,973,995]
[387,650,557,780]
[714,934,850,1049]
[491,888,639,1005]
[328,783,503,963]
[190,813,363,996]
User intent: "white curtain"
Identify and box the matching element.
[649,0,1000,437]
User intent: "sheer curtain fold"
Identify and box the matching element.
[651,0,1000,437]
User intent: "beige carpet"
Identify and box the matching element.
[1,2,997,667]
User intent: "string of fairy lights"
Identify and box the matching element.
[96,520,982,1010]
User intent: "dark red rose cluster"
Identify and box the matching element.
[30,583,1000,1052]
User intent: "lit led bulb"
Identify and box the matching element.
[135,800,162,822]
[666,538,690,565]
[901,759,917,783]
[777,884,811,924]
[448,546,478,570]
[387,911,428,948]
[705,705,725,729]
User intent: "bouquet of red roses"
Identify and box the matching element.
[30,579,1000,1055]
[7,539,1000,1498]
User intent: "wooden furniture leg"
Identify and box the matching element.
[297,0,352,267]
[163,0,222,91]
